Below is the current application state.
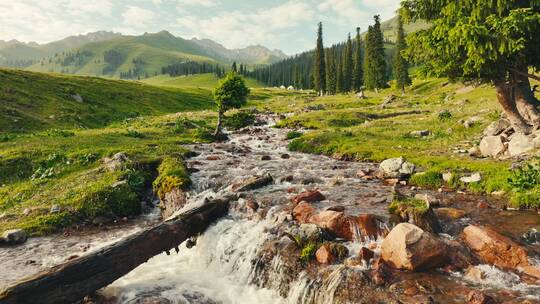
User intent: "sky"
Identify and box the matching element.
[0,0,401,55]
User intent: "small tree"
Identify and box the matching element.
[393,13,412,93]
[213,72,250,137]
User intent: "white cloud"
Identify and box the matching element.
[121,6,156,28]
[318,0,368,26]
[176,1,314,49]
[176,0,218,7]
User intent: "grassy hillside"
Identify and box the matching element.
[0,68,214,134]
[142,73,263,89]
[27,31,215,78]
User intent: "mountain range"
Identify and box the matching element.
[0,31,288,77]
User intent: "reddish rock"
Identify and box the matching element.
[467,291,495,304]
[521,265,540,279]
[359,247,375,262]
[477,202,489,209]
[463,225,529,270]
[355,214,381,240]
[206,155,221,160]
[316,243,334,264]
[287,187,297,193]
[434,207,467,220]
[308,211,353,240]
[247,200,259,211]
[292,190,326,204]
[381,223,448,271]
[326,205,345,212]
[293,202,315,223]
[383,178,399,186]
[371,257,390,286]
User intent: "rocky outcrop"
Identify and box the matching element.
[308,210,352,240]
[101,152,129,171]
[462,225,529,270]
[160,188,187,219]
[478,118,540,158]
[479,135,506,157]
[379,157,415,178]
[0,229,27,245]
[381,223,447,271]
[292,202,315,223]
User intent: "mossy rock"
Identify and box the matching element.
[389,198,442,233]
[153,156,191,200]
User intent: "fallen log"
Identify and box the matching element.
[0,196,232,304]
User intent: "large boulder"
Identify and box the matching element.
[508,133,535,156]
[483,119,510,137]
[293,202,315,223]
[1,229,27,245]
[315,242,349,264]
[462,225,529,270]
[381,223,447,271]
[354,214,382,240]
[379,157,415,178]
[308,211,353,240]
[479,135,507,157]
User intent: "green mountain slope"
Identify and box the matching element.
[0,68,213,134]
[142,73,263,89]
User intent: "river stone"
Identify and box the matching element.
[308,210,353,240]
[1,229,27,245]
[381,223,447,271]
[508,133,534,156]
[462,225,529,270]
[483,119,510,136]
[460,173,481,183]
[479,135,506,157]
[292,202,315,223]
[379,157,416,178]
[434,208,466,220]
[292,190,325,204]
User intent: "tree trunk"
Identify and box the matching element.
[214,109,224,137]
[514,71,540,128]
[0,197,232,304]
[493,79,531,134]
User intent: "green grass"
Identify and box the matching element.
[0,68,214,134]
[142,73,263,89]
[252,77,540,208]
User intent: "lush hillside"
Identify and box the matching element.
[0,32,121,68]
[142,73,263,89]
[190,38,287,64]
[0,68,214,134]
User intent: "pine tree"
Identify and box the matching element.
[313,22,326,95]
[336,56,344,94]
[363,16,388,92]
[352,27,363,92]
[393,14,412,93]
[232,61,237,73]
[342,33,353,92]
[326,49,337,95]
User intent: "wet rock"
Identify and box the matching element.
[260,155,271,161]
[460,173,481,183]
[206,155,221,161]
[444,240,477,271]
[315,242,348,264]
[414,193,440,206]
[410,130,431,137]
[292,202,315,223]
[467,291,495,304]
[292,190,325,204]
[278,175,294,183]
[479,135,507,157]
[389,200,442,233]
[483,119,510,136]
[521,265,540,279]
[463,225,529,270]
[359,247,375,262]
[521,228,540,244]
[281,154,290,159]
[92,216,114,226]
[355,214,382,240]
[160,188,187,219]
[379,157,416,178]
[232,174,273,192]
[102,152,129,171]
[381,223,447,271]
[508,133,534,156]
[434,207,466,220]
[300,177,323,185]
[371,257,391,286]
[247,200,259,211]
[308,211,353,240]
[0,229,27,245]
[326,205,345,212]
[464,266,487,281]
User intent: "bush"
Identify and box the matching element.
[300,241,318,263]
[437,110,452,121]
[45,129,75,137]
[508,164,540,191]
[286,130,303,140]
[153,156,190,200]
[409,171,444,188]
[224,111,255,130]
[125,128,144,138]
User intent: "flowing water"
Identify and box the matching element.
[1,114,539,303]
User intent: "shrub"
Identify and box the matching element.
[437,110,452,121]
[300,241,318,263]
[153,156,190,200]
[508,164,540,191]
[125,128,144,138]
[224,111,255,130]
[286,130,303,140]
[409,171,444,188]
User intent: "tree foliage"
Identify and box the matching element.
[213,71,250,136]
[313,22,327,95]
[364,15,388,90]
[352,27,364,92]
[393,14,412,91]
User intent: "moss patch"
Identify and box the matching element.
[153,156,191,200]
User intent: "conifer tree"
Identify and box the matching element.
[393,14,412,93]
[336,56,344,94]
[326,49,337,95]
[363,16,388,91]
[352,27,363,92]
[342,33,353,92]
[313,22,326,95]
[232,61,237,73]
